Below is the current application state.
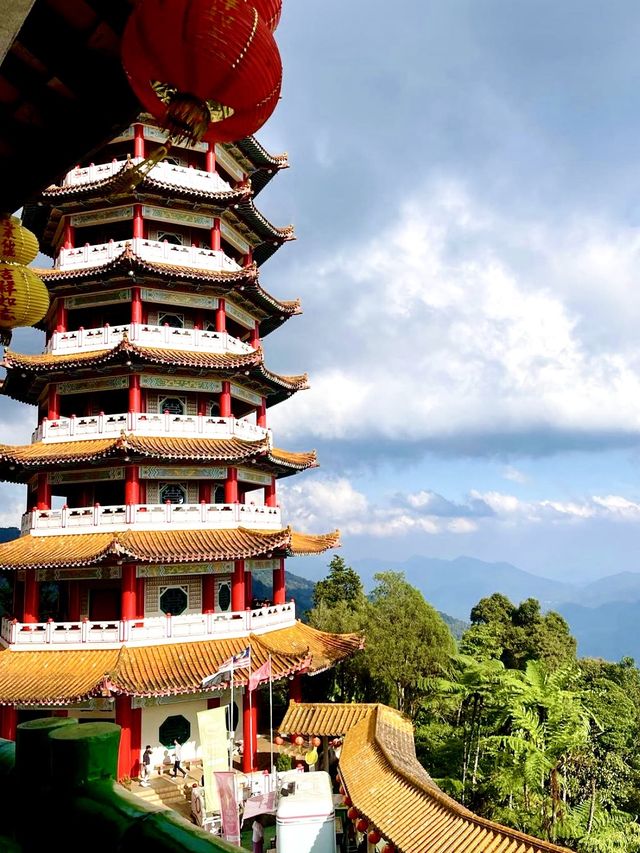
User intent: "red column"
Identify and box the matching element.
[242,690,257,773]
[47,385,59,420]
[243,249,253,268]
[55,301,68,333]
[244,568,253,609]
[206,144,216,173]
[36,474,51,510]
[68,581,81,621]
[215,299,226,333]
[121,563,137,622]
[62,220,75,250]
[232,560,245,611]
[129,375,141,413]
[265,478,277,508]
[273,558,286,605]
[250,321,260,350]
[202,575,215,613]
[136,578,145,621]
[199,482,212,504]
[257,398,267,429]
[115,694,139,780]
[225,468,238,504]
[211,218,221,251]
[131,705,142,778]
[125,466,140,505]
[197,395,207,416]
[131,287,142,324]
[220,382,232,418]
[0,706,17,741]
[133,204,144,240]
[289,672,303,704]
[134,123,145,159]
[23,572,38,624]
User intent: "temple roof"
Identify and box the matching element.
[339,705,573,853]
[0,622,362,705]
[34,246,301,335]
[280,702,378,737]
[229,137,289,196]
[0,435,317,480]
[0,527,341,570]
[2,341,309,406]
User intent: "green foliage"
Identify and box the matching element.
[312,555,365,608]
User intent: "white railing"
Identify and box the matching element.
[21,503,282,535]
[33,413,269,444]
[46,323,255,356]
[56,237,241,273]
[0,601,296,648]
[62,158,233,195]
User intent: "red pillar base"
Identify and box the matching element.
[0,706,17,741]
[115,694,141,780]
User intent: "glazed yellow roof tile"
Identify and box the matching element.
[0,527,339,569]
[0,435,317,471]
[256,621,361,674]
[340,705,574,853]
[0,623,361,704]
[280,702,376,736]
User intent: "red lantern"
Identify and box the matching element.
[343,795,352,807]
[122,0,283,144]
[356,818,368,833]
[368,830,382,845]
[382,844,395,853]
[294,735,304,746]
[347,807,358,821]
[312,736,321,748]
[274,736,283,746]
[338,784,345,796]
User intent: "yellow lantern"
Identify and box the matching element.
[0,263,50,344]
[0,216,39,266]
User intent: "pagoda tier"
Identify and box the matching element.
[33,247,302,336]
[23,119,294,267]
[0,623,361,706]
[2,340,308,406]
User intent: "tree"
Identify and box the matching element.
[363,571,455,716]
[312,555,364,608]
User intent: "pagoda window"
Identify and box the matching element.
[159,483,187,505]
[159,585,188,616]
[216,580,231,612]
[155,230,184,246]
[158,312,184,328]
[209,401,220,417]
[163,154,188,167]
[159,396,186,415]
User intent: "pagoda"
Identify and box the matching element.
[0,119,361,779]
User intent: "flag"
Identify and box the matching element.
[201,647,251,688]
[248,657,272,692]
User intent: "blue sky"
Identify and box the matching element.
[5,1,640,583]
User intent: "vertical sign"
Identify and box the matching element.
[214,771,241,846]
[197,707,228,815]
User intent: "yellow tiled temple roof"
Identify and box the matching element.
[280,702,376,736]
[0,527,340,570]
[0,623,362,705]
[340,704,573,853]
[0,435,317,473]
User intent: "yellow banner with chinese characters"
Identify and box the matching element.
[197,706,229,814]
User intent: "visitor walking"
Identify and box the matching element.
[252,816,264,853]
[172,739,187,778]
[141,744,152,786]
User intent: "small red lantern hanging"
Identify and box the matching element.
[294,735,304,746]
[356,818,368,833]
[312,736,321,748]
[274,736,283,746]
[121,0,283,145]
[368,830,382,845]
[381,844,395,853]
[343,795,352,807]
[347,807,359,821]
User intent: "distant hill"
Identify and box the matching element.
[352,555,576,621]
[556,601,640,662]
[252,570,315,621]
[0,528,19,543]
[439,612,469,642]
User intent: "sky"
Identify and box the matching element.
[5,1,640,584]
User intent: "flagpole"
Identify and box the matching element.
[229,657,234,771]
[248,645,253,773]
[269,653,274,775]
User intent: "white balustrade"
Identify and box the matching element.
[0,602,296,648]
[33,413,270,444]
[46,323,255,356]
[56,237,241,273]
[21,502,282,535]
[62,158,232,195]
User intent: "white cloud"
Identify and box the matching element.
[503,466,528,484]
[270,180,640,454]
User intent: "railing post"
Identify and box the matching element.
[93,503,100,525]
[98,411,105,434]
[205,610,214,634]
[45,618,53,644]
[200,500,207,523]
[10,619,17,644]
[69,413,75,436]
[165,500,172,524]
[61,505,68,529]
[165,612,172,638]
[81,618,89,643]
[119,619,129,643]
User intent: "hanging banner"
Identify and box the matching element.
[197,707,229,816]
[214,770,241,846]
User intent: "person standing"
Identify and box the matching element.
[252,816,264,853]
[172,738,187,778]
[141,744,152,786]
